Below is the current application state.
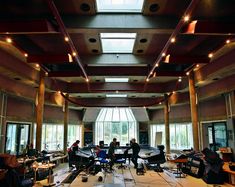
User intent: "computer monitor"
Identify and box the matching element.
[99,141,104,148]
[116,141,120,147]
[27,149,37,157]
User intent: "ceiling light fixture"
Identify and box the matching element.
[155,63,159,67]
[208,53,213,58]
[178,77,182,82]
[186,72,190,76]
[226,39,230,44]
[196,64,199,68]
[72,52,76,56]
[6,37,12,43]
[64,36,69,42]
[24,53,28,57]
[164,54,170,63]
[36,64,40,68]
[170,37,176,43]
[68,53,73,62]
[161,53,166,57]
[184,15,190,22]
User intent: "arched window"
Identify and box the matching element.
[95,108,137,146]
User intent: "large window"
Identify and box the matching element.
[150,123,193,150]
[95,108,137,146]
[34,123,82,151]
[67,125,82,148]
[41,124,64,151]
[5,122,30,155]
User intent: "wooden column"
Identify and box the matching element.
[188,72,199,151]
[164,94,170,154]
[36,71,45,151]
[63,94,69,153]
[81,123,85,147]
[0,92,7,153]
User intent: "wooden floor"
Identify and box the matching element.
[34,163,234,187]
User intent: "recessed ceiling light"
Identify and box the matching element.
[105,78,129,82]
[6,37,12,43]
[184,15,190,22]
[106,94,127,98]
[170,37,176,43]
[64,37,69,42]
[208,53,213,58]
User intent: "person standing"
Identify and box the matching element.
[125,138,140,168]
[108,138,117,170]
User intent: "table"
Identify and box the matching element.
[32,163,55,186]
[223,162,235,185]
[169,158,188,178]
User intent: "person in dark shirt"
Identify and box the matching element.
[108,138,117,170]
[125,138,140,168]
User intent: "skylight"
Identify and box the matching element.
[105,78,129,82]
[106,94,127,98]
[96,0,144,13]
[101,33,136,53]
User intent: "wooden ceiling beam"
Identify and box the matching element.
[163,55,209,64]
[183,20,235,35]
[0,20,57,34]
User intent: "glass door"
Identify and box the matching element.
[5,122,30,156]
[207,122,227,151]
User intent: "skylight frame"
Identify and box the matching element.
[96,0,144,13]
[101,33,137,53]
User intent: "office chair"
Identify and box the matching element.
[97,150,110,172]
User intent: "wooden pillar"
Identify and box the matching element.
[164,94,170,154]
[36,71,45,151]
[81,123,85,147]
[188,71,199,151]
[0,92,7,153]
[63,94,69,153]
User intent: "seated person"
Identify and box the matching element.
[125,138,140,168]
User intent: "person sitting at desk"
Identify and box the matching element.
[108,138,117,170]
[125,138,140,168]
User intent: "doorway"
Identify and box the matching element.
[207,122,227,151]
[5,122,30,156]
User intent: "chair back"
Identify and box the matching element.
[97,150,107,159]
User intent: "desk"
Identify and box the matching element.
[169,158,188,178]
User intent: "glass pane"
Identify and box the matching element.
[214,123,227,147]
[5,123,30,155]
[101,38,135,53]
[97,0,144,12]
[95,108,137,145]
